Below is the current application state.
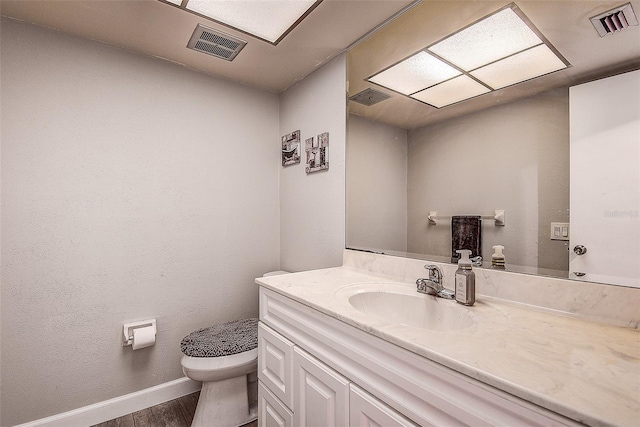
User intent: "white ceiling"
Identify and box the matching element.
[1,0,639,129]
[0,0,416,93]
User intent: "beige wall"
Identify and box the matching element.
[279,54,347,272]
[1,19,280,425]
[407,89,570,271]
[347,114,407,252]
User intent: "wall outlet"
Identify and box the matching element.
[550,222,570,241]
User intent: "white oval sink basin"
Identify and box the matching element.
[348,290,475,331]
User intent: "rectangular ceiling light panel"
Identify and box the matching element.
[412,75,490,108]
[186,0,319,43]
[366,3,569,109]
[428,7,542,71]
[471,44,567,89]
[369,51,461,95]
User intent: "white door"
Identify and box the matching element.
[258,381,293,427]
[569,70,640,287]
[349,384,419,427]
[293,347,349,427]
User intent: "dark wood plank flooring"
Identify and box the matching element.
[91,391,258,427]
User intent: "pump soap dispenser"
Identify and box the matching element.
[455,249,475,306]
[492,245,505,269]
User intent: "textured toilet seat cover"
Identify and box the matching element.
[180,318,258,358]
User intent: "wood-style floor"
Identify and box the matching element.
[91,391,258,427]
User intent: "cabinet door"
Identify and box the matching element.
[349,384,419,427]
[258,322,294,409]
[293,347,350,427]
[258,380,293,427]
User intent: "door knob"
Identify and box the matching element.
[573,245,587,255]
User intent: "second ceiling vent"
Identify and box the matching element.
[590,3,638,37]
[187,24,247,61]
[349,88,392,106]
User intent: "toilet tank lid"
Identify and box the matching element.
[263,271,290,277]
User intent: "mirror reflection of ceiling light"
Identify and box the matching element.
[470,44,567,90]
[159,0,321,45]
[411,75,490,108]
[367,3,570,109]
[369,52,461,95]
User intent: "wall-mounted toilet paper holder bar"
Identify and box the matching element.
[123,319,156,347]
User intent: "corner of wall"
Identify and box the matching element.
[278,54,347,272]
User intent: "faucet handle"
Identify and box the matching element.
[424,265,443,283]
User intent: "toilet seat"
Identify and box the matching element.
[181,348,258,382]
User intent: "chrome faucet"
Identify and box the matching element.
[416,265,454,299]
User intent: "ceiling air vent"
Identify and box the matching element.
[590,3,638,37]
[187,24,247,61]
[349,88,392,106]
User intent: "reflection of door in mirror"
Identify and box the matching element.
[569,70,640,287]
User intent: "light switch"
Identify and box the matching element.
[551,222,570,241]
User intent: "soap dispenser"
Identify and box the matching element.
[492,245,505,269]
[455,249,475,306]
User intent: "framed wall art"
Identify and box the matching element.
[305,132,329,174]
[281,130,300,166]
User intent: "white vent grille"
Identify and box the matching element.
[349,88,392,106]
[590,3,638,37]
[187,24,247,61]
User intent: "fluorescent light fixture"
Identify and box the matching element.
[471,44,567,89]
[369,51,461,95]
[429,7,542,71]
[365,3,569,109]
[411,75,490,108]
[160,0,321,44]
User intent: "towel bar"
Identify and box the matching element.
[428,210,505,226]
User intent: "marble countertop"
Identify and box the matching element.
[256,266,640,427]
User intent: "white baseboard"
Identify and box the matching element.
[14,377,202,427]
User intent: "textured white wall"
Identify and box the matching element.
[347,114,407,252]
[279,55,347,272]
[1,19,280,426]
[407,89,569,271]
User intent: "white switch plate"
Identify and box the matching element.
[551,222,570,241]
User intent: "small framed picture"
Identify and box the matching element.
[306,132,329,173]
[281,130,301,166]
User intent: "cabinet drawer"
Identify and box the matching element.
[258,380,293,427]
[258,322,294,409]
[350,384,419,427]
[293,347,350,427]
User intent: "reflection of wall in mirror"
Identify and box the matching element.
[347,115,408,252]
[347,88,570,272]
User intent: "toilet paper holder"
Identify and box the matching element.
[123,319,156,347]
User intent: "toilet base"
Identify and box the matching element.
[192,373,257,427]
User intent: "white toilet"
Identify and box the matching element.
[181,318,258,427]
[180,271,288,427]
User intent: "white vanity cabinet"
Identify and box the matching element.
[258,321,413,427]
[258,287,582,427]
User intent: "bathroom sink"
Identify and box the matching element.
[348,290,475,331]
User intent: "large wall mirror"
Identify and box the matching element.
[346,0,640,287]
